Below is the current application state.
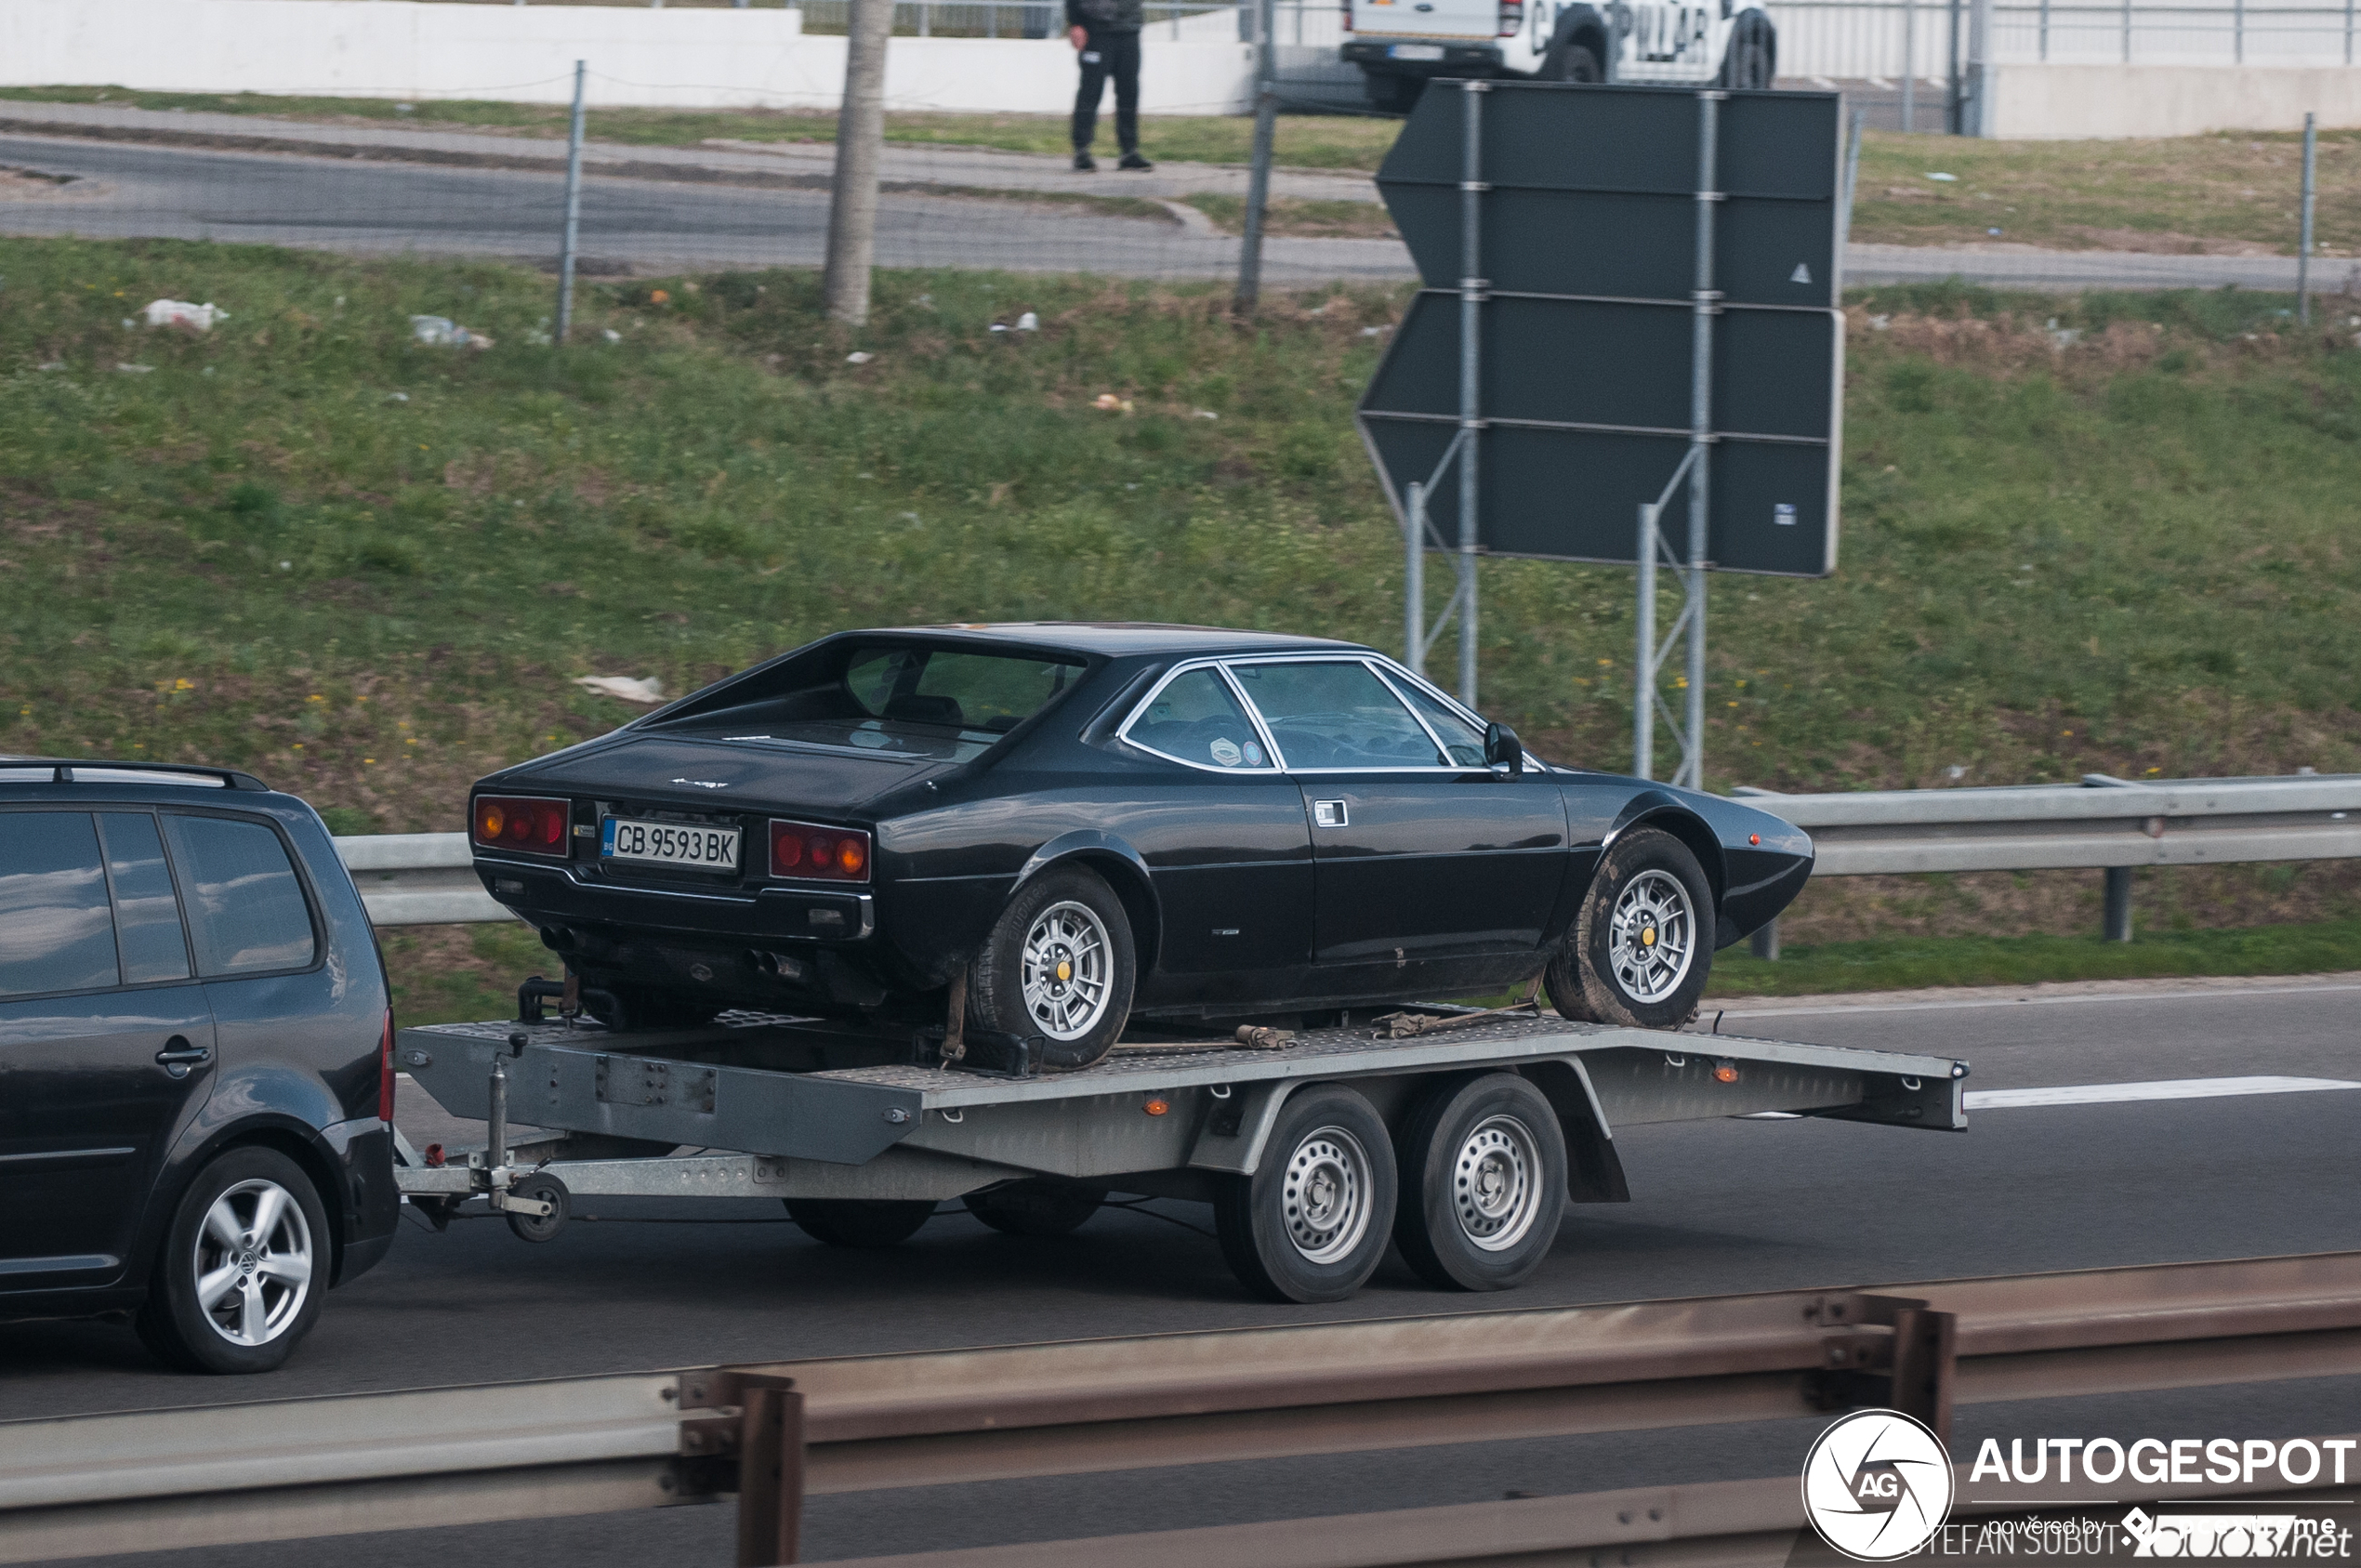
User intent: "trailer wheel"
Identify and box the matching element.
[1546,826,1714,1029]
[1392,1074,1566,1291]
[505,1174,570,1244]
[785,1198,937,1248]
[969,865,1136,1074]
[963,1181,1103,1237]
[1215,1086,1397,1304]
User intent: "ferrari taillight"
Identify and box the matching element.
[473,795,571,855]
[378,1009,396,1124]
[770,820,872,883]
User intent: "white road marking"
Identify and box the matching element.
[1710,980,2361,1021]
[1964,1075,2361,1110]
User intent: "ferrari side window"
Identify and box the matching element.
[1386,674,1488,768]
[1230,662,1447,771]
[1123,668,1273,771]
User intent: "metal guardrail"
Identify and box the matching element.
[6,1252,2361,1564]
[338,772,2361,931]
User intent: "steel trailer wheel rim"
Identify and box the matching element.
[192,1178,313,1348]
[1453,1113,1543,1253]
[1609,868,1695,1005]
[1282,1125,1374,1265]
[1020,899,1114,1041]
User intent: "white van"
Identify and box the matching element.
[1341,0,1776,112]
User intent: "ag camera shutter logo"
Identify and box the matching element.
[1802,1409,1956,1561]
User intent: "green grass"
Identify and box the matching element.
[1706,918,2361,998]
[0,86,1403,172]
[7,242,2361,846]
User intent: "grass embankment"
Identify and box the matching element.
[4,237,2357,1016]
[8,85,2353,255]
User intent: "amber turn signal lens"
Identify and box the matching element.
[1143,1099,1169,1116]
[1712,1062,1739,1085]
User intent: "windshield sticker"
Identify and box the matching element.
[1242,740,1266,767]
[1209,737,1243,767]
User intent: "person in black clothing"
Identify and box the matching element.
[1068,0,1152,172]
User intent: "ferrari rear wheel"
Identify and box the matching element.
[1545,827,1715,1029]
[969,866,1136,1073]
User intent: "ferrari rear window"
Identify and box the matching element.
[842,647,1084,732]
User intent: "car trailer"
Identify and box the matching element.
[390,1006,1969,1302]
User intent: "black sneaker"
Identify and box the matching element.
[1117,152,1154,171]
[1073,151,1097,172]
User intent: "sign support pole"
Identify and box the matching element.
[1456,80,1488,707]
[1405,481,1427,676]
[1634,504,1657,779]
[1676,89,1723,792]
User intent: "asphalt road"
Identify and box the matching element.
[6,976,2356,1563]
[0,131,2328,290]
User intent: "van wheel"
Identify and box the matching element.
[963,1181,1103,1236]
[969,866,1135,1073]
[1545,827,1715,1029]
[1215,1086,1398,1303]
[1556,43,1603,82]
[1393,1074,1567,1291]
[136,1147,329,1375]
[785,1199,937,1248]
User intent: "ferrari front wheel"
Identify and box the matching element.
[1546,826,1715,1028]
[969,865,1136,1072]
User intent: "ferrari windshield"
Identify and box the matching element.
[688,644,1088,763]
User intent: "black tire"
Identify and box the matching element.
[1365,72,1426,114]
[135,1146,331,1375]
[505,1174,570,1243]
[962,1180,1103,1237]
[1214,1085,1397,1304]
[1555,42,1604,82]
[1721,18,1774,88]
[969,865,1136,1074]
[1544,826,1715,1029]
[1392,1074,1567,1292]
[785,1198,937,1248]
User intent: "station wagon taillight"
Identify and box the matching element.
[378,1009,396,1124]
[1497,0,1523,33]
[770,819,871,883]
[472,795,571,855]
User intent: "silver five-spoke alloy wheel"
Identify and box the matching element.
[1609,867,1695,1005]
[1020,900,1114,1041]
[1453,1113,1544,1253]
[1282,1126,1375,1264]
[193,1178,314,1348]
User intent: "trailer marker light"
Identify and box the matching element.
[1749,834,1761,845]
[1713,1061,1739,1084]
[1143,1099,1169,1116]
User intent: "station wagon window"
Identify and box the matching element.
[1386,674,1488,768]
[162,815,315,977]
[0,811,121,996]
[99,813,192,985]
[1229,661,1450,771]
[1123,667,1273,771]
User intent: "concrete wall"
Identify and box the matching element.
[0,0,1258,113]
[1983,63,2361,138]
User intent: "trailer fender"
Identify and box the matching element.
[1521,1057,1631,1202]
[1186,1078,1300,1175]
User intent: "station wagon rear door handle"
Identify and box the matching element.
[1312,800,1349,828]
[155,1037,212,1078]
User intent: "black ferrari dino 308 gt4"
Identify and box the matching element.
[468,625,1812,1069]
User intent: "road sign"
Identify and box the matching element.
[1355,79,1849,789]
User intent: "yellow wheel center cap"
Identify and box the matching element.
[1056,960,1073,983]
[1641,927,1656,946]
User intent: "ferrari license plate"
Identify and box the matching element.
[1390,43,1445,58]
[601,818,741,870]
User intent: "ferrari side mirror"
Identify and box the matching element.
[1484,722,1523,777]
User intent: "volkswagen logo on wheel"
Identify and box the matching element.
[1801,1409,1955,1561]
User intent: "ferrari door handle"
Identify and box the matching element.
[1312,800,1349,828]
[155,1038,212,1078]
